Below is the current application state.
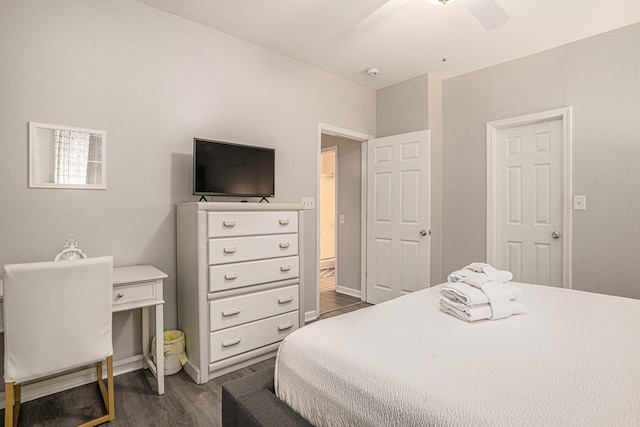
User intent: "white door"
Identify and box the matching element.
[495,118,564,286]
[366,130,430,304]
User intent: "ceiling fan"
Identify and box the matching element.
[355,0,509,32]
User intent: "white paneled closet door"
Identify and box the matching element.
[496,118,563,286]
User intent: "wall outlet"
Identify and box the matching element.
[301,197,315,210]
[339,214,345,224]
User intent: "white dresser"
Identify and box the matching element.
[176,202,304,383]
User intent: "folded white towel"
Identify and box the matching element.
[444,264,521,321]
[481,265,513,284]
[480,281,512,319]
[467,262,491,273]
[458,275,514,319]
[440,298,526,322]
[447,269,471,283]
[440,282,523,306]
[448,264,513,285]
[460,272,491,288]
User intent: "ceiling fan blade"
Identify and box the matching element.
[355,0,412,32]
[459,0,509,31]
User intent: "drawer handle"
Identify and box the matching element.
[222,307,241,317]
[278,322,293,332]
[117,293,124,298]
[278,296,293,304]
[279,242,290,249]
[224,272,238,280]
[222,338,241,347]
[224,247,237,254]
[280,265,291,272]
[223,220,236,227]
[279,219,290,225]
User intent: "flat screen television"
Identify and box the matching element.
[193,138,275,198]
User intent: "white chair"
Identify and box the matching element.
[3,256,115,427]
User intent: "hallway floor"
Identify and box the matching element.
[319,268,362,315]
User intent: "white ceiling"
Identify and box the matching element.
[138,0,640,90]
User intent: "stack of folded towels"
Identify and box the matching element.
[439,262,525,322]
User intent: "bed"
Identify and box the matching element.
[274,283,640,426]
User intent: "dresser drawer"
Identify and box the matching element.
[112,282,155,307]
[209,284,298,331]
[208,256,299,292]
[208,211,298,237]
[209,311,298,363]
[208,234,298,265]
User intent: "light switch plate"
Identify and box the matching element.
[301,197,315,210]
[339,214,345,224]
[573,195,586,210]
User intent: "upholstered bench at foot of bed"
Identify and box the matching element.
[222,367,312,427]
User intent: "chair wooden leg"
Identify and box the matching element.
[5,382,21,427]
[5,360,114,427]
[5,382,13,427]
[106,356,115,420]
[78,356,115,427]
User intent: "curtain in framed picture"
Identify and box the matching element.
[54,130,101,185]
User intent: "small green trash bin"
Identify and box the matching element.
[152,330,187,376]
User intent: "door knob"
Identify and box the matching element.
[551,231,561,239]
[419,229,430,237]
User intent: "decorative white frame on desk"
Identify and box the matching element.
[0,265,167,408]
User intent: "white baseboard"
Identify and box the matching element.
[305,310,318,323]
[319,258,335,269]
[183,359,202,384]
[0,355,145,410]
[336,285,362,299]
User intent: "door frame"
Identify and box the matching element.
[314,123,372,320]
[486,107,573,288]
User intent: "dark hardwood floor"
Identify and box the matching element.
[319,269,363,315]
[1,301,371,426]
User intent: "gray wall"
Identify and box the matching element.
[442,23,640,299]
[377,75,429,138]
[321,135,362,294]
[0,0,375,361]
[427,75,443,286]
[376,74,443,287]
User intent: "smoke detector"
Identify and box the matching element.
[365,67,381,76]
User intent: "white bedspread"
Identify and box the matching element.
[275,283,640,426]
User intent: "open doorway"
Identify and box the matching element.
[320,146,337,277]
[318,133,365,315]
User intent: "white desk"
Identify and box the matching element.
[0,265,167,395]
